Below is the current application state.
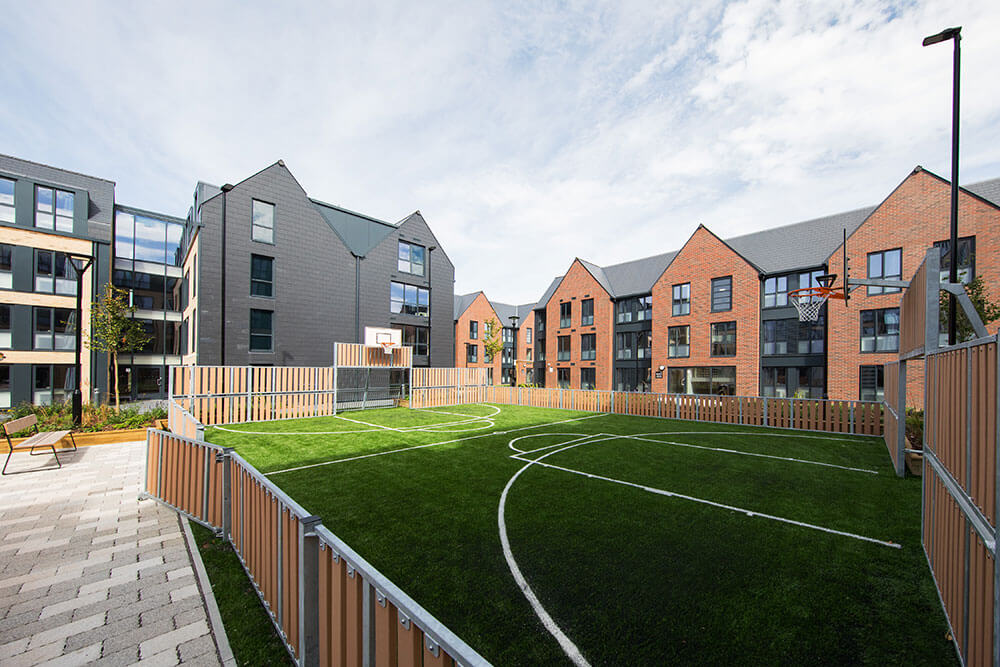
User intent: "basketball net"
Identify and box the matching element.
[378,341,395,354]
[790,291,829,322]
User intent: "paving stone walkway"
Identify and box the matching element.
[0,441,224,666]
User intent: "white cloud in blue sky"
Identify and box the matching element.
[1,0,998,304]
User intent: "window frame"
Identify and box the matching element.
[33,306,75,351]
[466,343,478,364]
[581,299,594,326]
[557,335,571,361]
[711,276,732,312]
[0,243,12,290]
[390,281,430,317]
[934,236,976,285]
[34,249,77,295]
[672,283,690,316]
[580,368,596,390]
[580,333,596,360]
[557,368,570,389]
[859,365,885,402]
[860,307,900,353]
[469,320,478,340]
[866,248,902,295]
[0,303,10,349]
[251,199,276,244]
[250,254,274,298]
[249,309,273,352]
[397,241,426,276]
[35,185,74,232]
[559,302,571,328]
[710,321,737,357]
[667,325,689,358]
[0,177,14,224]
[763,276,788,308]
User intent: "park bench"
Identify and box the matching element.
[2,414,77,475]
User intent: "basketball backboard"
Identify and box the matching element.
[364,326,402,349]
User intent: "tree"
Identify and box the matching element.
[483,317,504,369]
[89,285,152,410]
[939,275,1000,343]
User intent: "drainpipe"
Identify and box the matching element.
[427,245,436,365]
[220,184,234,365]
[353,253,362,342]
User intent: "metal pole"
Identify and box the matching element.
[68,255,92,425]
[299,515,323,667]
[948,33,961,346]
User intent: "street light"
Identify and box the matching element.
[66,253,94,426]
[923,26,962,345]
[508,315,519,385]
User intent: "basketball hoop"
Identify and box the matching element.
[788,274,845,322]
[378,340,395,354]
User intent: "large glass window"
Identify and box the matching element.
[250,309,273,351]
[668,367,736,395]
[557,368,571,389]
[867,248,902,295]
[710,321,736,356]
[536,338,545,362]
[580,368,596,390]
[672,283,690,316]
[526,327,532,344]
[763,276,788,308]
[711,277,732,312]
[401,325,428,356]
[560,302,571,328]
[668,325,689,358]
[581,299,594,326]
[390,282,429,317]
[33,364,74,405]
[251,255,273,297]
[580,333,596,360]
[761,367,824,398]
[35,250,76,295]
[616,296,652,323]
[0,304,10,348]
[36,186,74,232]
[616,332,634,360]
[469,320,478,339]
[935,236,975,285]
[0,244,12,290]
[615,367,651,392]
[466,343,478,363]
[398,241,425,276]
[0,177,14,223]
[34,307,75,350]
[860,365,885,402]
[502,328,514,344]
[763,317,825,356]
[0,365,9,408]
[115,211,184,266]
[557,335,571,361]
[860,308,900,352]
[252,200,275,243]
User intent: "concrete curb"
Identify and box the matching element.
[181,516,238,667]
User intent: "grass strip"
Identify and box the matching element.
[188,521,292,666]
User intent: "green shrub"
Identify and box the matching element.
[3,402,167,437]
[905,408,924,449]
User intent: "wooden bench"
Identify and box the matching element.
[2,414,77,475]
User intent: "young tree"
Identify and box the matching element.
[483,317,504,370]
[939,275,1000,343]
[89,285,152,410]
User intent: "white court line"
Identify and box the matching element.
[213,404,498,436]
[508,433,605,454]
[622,434,879,475]
[266,412,609,475]
[335,413,403,432]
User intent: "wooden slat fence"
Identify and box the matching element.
[882,361,904,475]
[143,429,489,667]
[410,368,489,409]
[335,342,412,368]
[921,335,999,667]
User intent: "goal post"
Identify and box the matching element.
[332,341,413,413]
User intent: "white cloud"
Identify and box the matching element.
[1,0,998,306]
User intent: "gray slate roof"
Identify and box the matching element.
[576,259,614,296]
[453,292,482,320]
[966,177,1000,207]
[491,300,536,326]
[310,198,398,257]
[602,251,678,298]
[533,276,564,311]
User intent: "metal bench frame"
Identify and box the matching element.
[2,414,77,475]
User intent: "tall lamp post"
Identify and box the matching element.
[508,315,519,385]
[66,253,94,426]
[923,26,962,346]
[426,245,436,365]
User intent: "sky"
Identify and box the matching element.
[2,1,999,306]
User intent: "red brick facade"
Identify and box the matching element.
[651,226,760,395]
[827,168,1000,403]
[515,316,535,384]
[453,292,503,382]
[543,260,614,390]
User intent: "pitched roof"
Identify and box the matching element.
[453,292,482,320]
[966,177,1000,207]
[601,251,678,297]
[533,275,564,310]
[310,198,398,257]
[491,300,537,326]
[576,258,614,295]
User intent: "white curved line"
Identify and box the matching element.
[507,433,594,454]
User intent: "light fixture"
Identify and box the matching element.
[658,365,665,371]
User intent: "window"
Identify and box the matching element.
[668,325,689,358]
[763,276,788,308]
[711,277,732,312]
[252,200,275,243]
[502,328,513,344]
[501,346,514,365]
[668,367,736,396]
[637,331,651,359]
[0,365,9,408]
[0,177,14,223]
[581,334,596,360]
[557,368,570,389]
[616,296,652,323]
[672,283,690,316]
[466,344,478,364]
[35,186,74,232]
[615,367,651,392]
[469,320,478,339]
[390,282,430,317]
[580,368,596,390]
[557,335,571,361]
[581,299,594,326]
[935,236,975,284]
[193,254,197,296]
[251,255,273,297]
[116,212,184,265]
[250,309,273,351]
[536,338,545,362]
[398,241,425,276]
[860,365,885,402]
[761,367,825,399]
[616,332,634,360]
[710,322,736,356]
[0,244,11,289]
[560,302,571,328]
[34,307,75,350]
[860,308,900,352]
[526,349,532,361]
[867,249,902,295]
[33,365,74,405]
[0,304,9,348]
[762,318,824,356]
[402,325,429,356]
[35,250,76,295]
[526,327,532,344]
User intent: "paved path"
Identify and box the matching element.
[0,441,224,666]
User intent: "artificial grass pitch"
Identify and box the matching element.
[206,404,957,665]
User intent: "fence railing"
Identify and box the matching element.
[921,335,998,667]
[882,361,906,476]
[143,428,490,667]
[899,249,939,360]
[416,385,884,436]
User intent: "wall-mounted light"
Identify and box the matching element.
[548,365,554,373]
[658,365,665,371]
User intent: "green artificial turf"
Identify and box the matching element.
[206,404,957,665]
[189,521,293,666]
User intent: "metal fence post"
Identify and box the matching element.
[675,395,679,420]
[559,388,563,410]
[739,397,743,425]
[896,361,908,477]
[993,332,1000,662]
[362,578,376,666]
[299,515,323,667]
[219,447,234,539]
[849,403,855,435]
[626,393,630,415]
[763,397,768,427]
[791,399,796,428]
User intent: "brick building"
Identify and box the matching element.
[453,292,534,385]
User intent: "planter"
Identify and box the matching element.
[6,427,151,449]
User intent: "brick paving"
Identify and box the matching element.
[0,441,224,666]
